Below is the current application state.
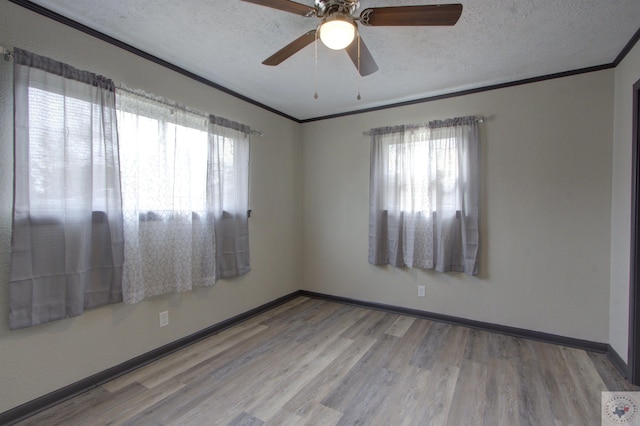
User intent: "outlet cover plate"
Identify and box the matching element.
[418,285,426,297]
[159,311,169,327]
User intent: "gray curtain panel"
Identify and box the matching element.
[10,48,125,329]
[368,116,480,275]
[208,115,251,280]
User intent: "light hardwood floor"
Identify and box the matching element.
[17,296,638,425]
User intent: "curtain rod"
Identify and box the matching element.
[1,46,263,136]
[362,116,485,136]
[117,85,263,136]
[1,45,13,61]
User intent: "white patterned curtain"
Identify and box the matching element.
[10,48,125,329]
[368,116,480,274]
[117,89,250,304]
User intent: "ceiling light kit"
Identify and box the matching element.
[318,13,355,50]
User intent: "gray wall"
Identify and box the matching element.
[610,39,640,362]
[0,2,302,412]
[301,70,614,343]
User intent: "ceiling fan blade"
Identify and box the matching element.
[240,0,316,17]
[345,36,379,76]
[359,4,463,26]
[262,30,317,66]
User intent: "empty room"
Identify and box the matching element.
[1,0,640,424]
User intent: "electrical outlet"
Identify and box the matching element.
[159,311,169,327]
[418,285,426,297]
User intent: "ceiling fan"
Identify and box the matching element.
[240,0,463,76]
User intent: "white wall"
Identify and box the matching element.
[301,70,614,343]
[610,40,640,363]
[0,2,302,413]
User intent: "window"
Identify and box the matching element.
[24,85,116,215]
[386,136,459,214]
[368,118,480,274]
[116,89,251,304]
[117,102,209,218]
[9,48,252,328]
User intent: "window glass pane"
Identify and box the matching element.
[117,107,209,216]
[386,138,457,213]
[27,86,108,214]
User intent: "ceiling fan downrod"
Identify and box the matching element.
[314,0,360,17]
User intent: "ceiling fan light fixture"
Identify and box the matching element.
[319,14,356,50]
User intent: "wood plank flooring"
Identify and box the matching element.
[16,296,638,425]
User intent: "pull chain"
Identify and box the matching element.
[314,30,319,100]
[356,31,361,101]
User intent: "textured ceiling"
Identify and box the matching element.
[24,0,640,121]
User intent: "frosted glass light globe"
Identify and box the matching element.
[319,15,356,50]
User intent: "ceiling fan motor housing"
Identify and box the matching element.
[314,0,360,16]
